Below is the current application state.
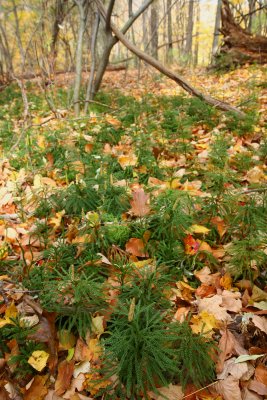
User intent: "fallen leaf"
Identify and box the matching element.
[118,154,138,169]
[220,273,232,290]
[215,376,242,400]
[55,360,75,395]
[255,364,267,386]
[252,315,267,334]
[235,354,264,363]
[251,286,267,302]
[28,350,49,372]
[211,217,227,238]
[191,311,220,337]
[184,234,200,255]
[148,384,183,400]
[248,380,267,396]
[217,357,251,380]
[24,375,48,400]
[216,329,247,373]
[221,290,242,313]
[125,238,148,257]
[198,295,231,322]
[73,360,91,378]
[189,224,210,234]
[129,188,150,216]
[242,388,262,400]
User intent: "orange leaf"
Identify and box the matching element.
[255,364,267,386]
[211,217,227,238]
[220,273,232,290]
[126,238,148,257]
[184,235,200,255]
[55,360,75,395]
[24,375,48,400]
[129,188,150,217]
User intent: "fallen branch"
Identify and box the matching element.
[94,0,245,117]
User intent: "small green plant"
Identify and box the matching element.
[102,303,216,399]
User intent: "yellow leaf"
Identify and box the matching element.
[5,302,18,320]
[118,154,138,169]
[28,350,49,371]
[189,224,210,234]
[91,316,105,336]
[191,311,220,338]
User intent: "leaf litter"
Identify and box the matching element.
[0,65,266,399]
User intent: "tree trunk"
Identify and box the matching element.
[216,0,267,67]
[184,0,194,64]
[150,1,158,59]
[73,0,86,116]
[167,0,173,63]
[212,0,222,57]
[193,0,200,66]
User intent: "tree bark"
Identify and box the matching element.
[150,1,159,59]
[73,0,86,116]
[166,0,173,63]
[184,0,194,63]
[212,0,222,57]
[92,0,153,96]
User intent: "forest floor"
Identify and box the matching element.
[0,64,266,400]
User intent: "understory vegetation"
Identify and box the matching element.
[0,68,266,399]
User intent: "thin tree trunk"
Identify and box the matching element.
[212,0,222,56]
[92,0,153,96]
[73,0,86,116]
[85,12,100,111]
[150,1,158,59]
[167,0,173,63]
[184,0,194,64]
[193,0,200,66]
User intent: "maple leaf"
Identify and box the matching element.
[129,188,150,216]
[184,234,200,255]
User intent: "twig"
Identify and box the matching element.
[238,187,267,194]
[181,381,218,399]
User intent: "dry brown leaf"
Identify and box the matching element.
[198,295,231,322]
[252,315,267,334]
[241,388,262,400]
[24,375,48,400]
[45,390,64,400]
[125,238,148,257]
[216,329,247,373]
[221,290,242,313]
[195,283,217,298]
[255,364,267,386]
[55,360,75,396]
[251,286,267,302]
[129,188,150,216]
[63,375,86,399]
[148,384,183,400]
[215,376,242,400]
[248,380,267,396]
[217,357,251,380]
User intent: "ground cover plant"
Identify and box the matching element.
[0,66,266,399]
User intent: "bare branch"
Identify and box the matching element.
[106,0,116,31]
